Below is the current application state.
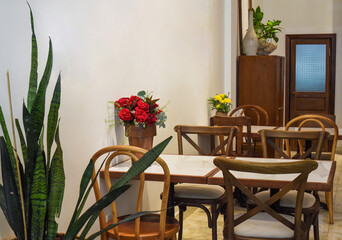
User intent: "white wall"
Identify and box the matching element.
[0,0,228,238]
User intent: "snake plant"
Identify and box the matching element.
[0,4,172,240]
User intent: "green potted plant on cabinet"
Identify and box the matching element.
[253,6,282,55]
[0,4,171,240]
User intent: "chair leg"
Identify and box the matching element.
[211,204,218,240]
[178,205,186,240]
[303,213,311,240]
[325,191,334,224]
[313,213,320,240]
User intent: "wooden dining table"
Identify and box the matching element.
[103,154,336,216]
[246,125,342,140]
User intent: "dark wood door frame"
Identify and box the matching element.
[285,34,336,123]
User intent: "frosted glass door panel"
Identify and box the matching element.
[295,44,326,92]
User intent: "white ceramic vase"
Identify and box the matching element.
[243,10,258,56]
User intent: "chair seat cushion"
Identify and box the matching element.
[174,183,225,199]
[234,212,295,238]
[106,214,179,240]
[255,190,317,208]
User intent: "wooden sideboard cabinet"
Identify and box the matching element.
[238,56,284,126]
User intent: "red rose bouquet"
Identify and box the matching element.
[115,91,167,128]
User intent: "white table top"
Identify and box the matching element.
[243,125,278,134]
[106,154,335,190]
[108,154,217,183]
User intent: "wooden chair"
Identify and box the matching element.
[91,145,179,240]
[210,116,252,157]
[228,104,269,126]
[214,157,318,240]
[286,114,339,224]
[256,129,329,240]
[229,104,269,156]
[173,125,239,240]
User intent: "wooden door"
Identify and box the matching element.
[285,34,336,122]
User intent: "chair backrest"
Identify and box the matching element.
[229,104,269,126]
[174,125,238,156]
[259,129,330,160]
[91,145,170,240]
[213,157,318,240]
[285,114,338,160]
[210,116,252,156]
[291,113,336,128]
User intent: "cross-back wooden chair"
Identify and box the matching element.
[174,125,238,156]
[229,105,269,156]
[285,114,339,224]
[256,129,329,240]
[210,116,252,157]
[259,129,329,160]
[228,104,269,126]
[91,145,179,240]
[214,157,318,240]
[173,125,239,240]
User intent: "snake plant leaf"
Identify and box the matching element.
[74,156,109,223]
[62,184,131,240]
[67,156,108,233]
[30,147,47,240]
[47,74,61,167]
[27,3,38,113]
[78,210,100,240]
[0,137,24,240]
[67,159,94,229]
[112,136,172,190]
[46,125,65,240]
[85,210,161,240]
[22,102,35,205]
[15,119,27,166]
[0,184,16,234]
[25,38,53,159]
[0,107,19,191]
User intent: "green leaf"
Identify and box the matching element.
[66,156,107,233]
[0,137,24,239]
[27,2,38,113]
[137,90,146,98]
[78,211,101,239]
[66,159,94,231]
[46,125,65,240]
[30,147,47,240]
[47,74,61,166]
[63,184,131,240]
[0,184,16,233]
[22,102,35,206]
[112,136,172,190]
[0,107,19,191]
[15,119,27,166]
[26,38,53,152]
[23,38,53,202]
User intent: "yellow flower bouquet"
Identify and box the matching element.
[208,93,233,113]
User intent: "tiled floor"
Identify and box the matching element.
[179,154,342,240]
